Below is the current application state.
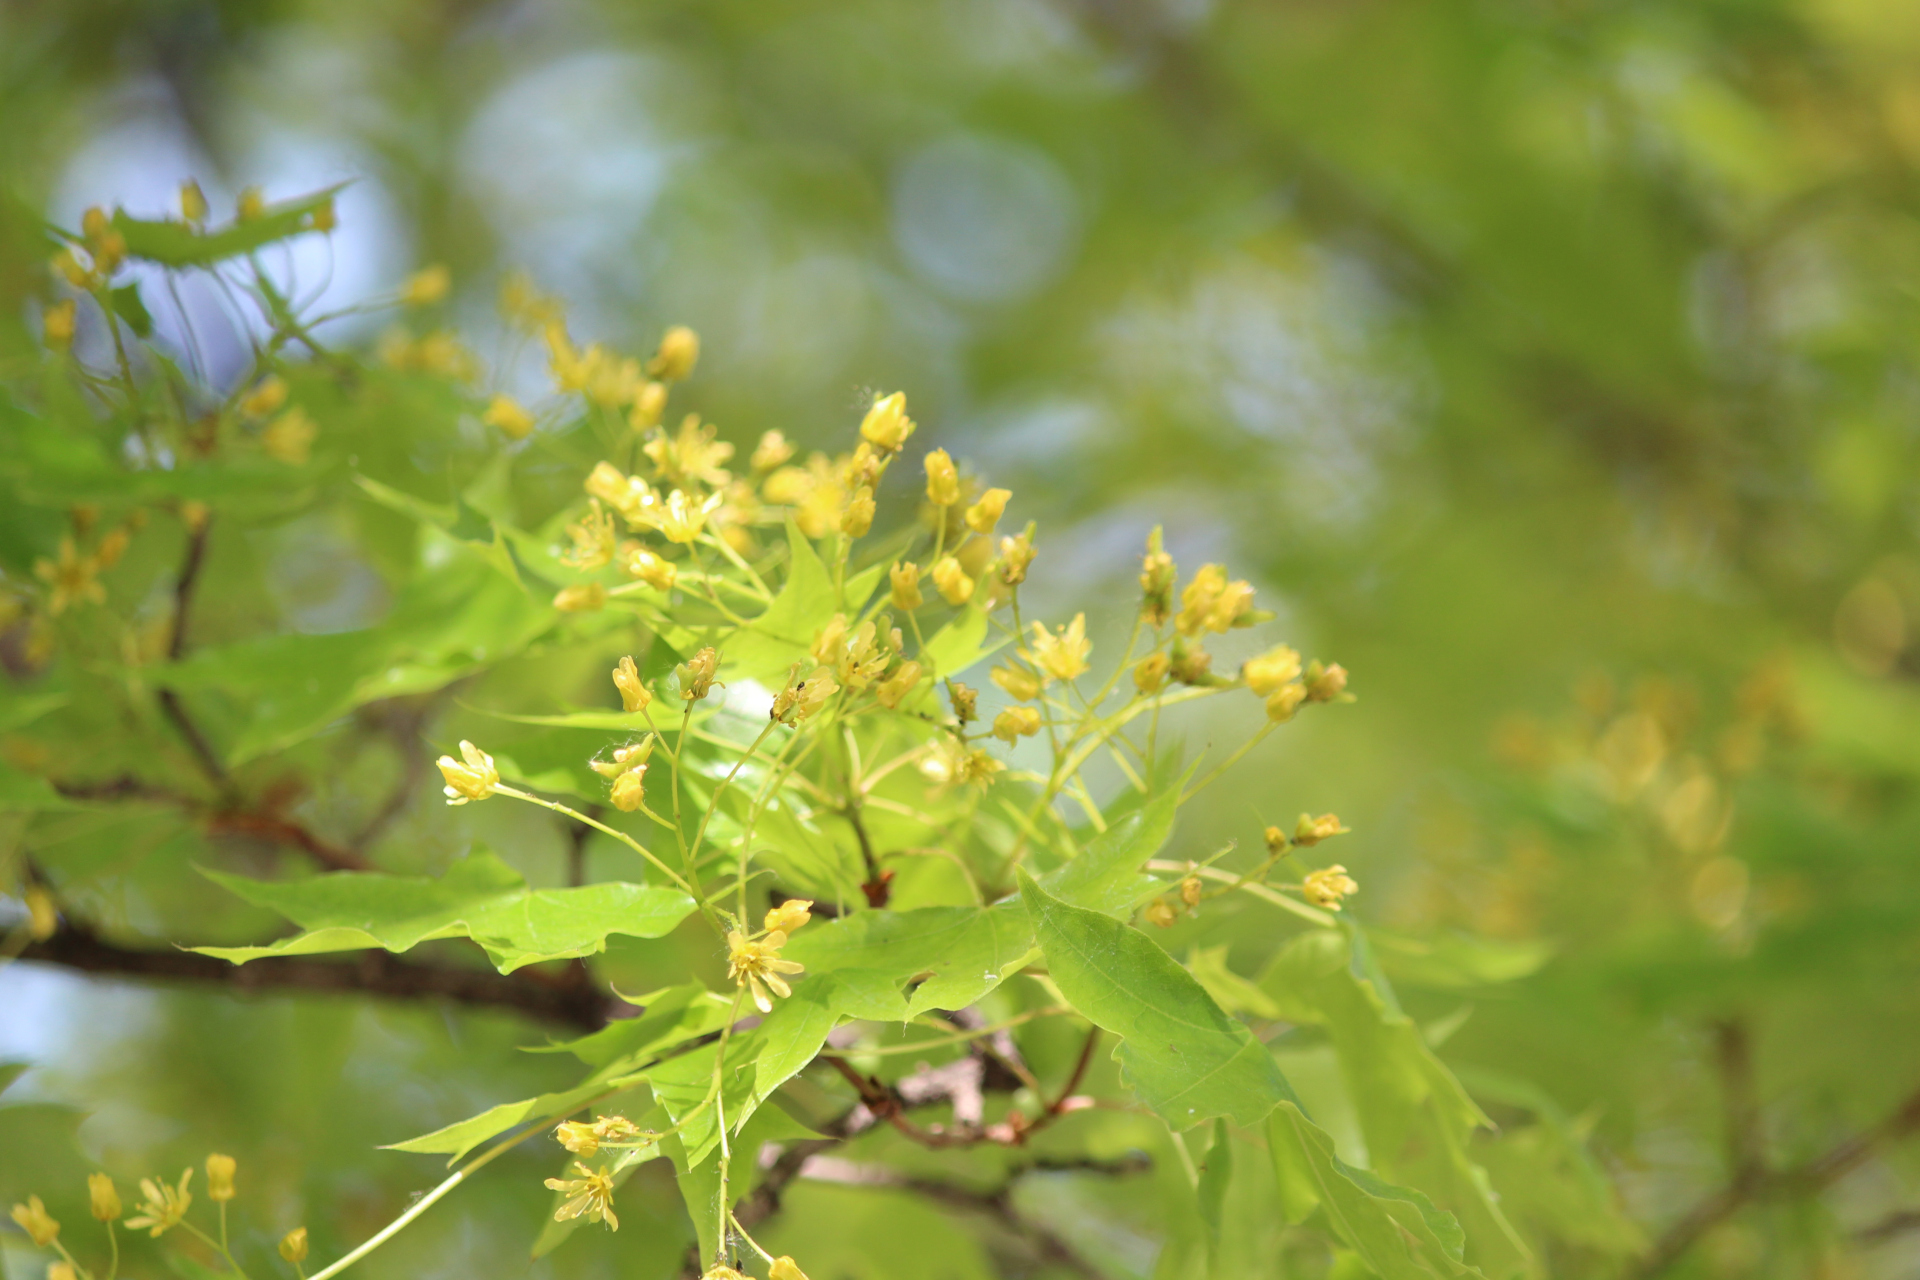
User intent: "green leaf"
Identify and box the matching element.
[385,1072,646,1164]
[193,851,697,973]
[724,519,838,678]
[1018,869,1295,1129]
[1268,1102,1478,1279]
[109,283,152,336]
[780,902,1037,1017]
[110,185,346,267]
[1187,944,1282,1019]
[1038,781,1180,915]
[533,982,734,1069]
[1196,1118,1234,1273]
[919,602,995,678]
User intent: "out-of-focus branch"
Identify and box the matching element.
[52,775,371,873]
[14,918,610,1031]
[158,516,227,788]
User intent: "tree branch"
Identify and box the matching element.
[13,919,611,1031]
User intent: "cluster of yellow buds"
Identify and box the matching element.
[482,393,536,440]
[436,740,500,805]
[727,899,812,1013]
[677,646,723,703]
[378,327,479,382]
[49,206,127,295]
[771,663,840,725]
[589,737,655,813]
[1144,869,1209,928]
[554,1113,648,1157]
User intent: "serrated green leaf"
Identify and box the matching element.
[1038,780,1180,915]
[384,1073,645,1165]
[531,982,733,1069]
[1019,870,1295,1129]
[193,851,697,973]
[110,185,346,267]
[780,902,1036,1017]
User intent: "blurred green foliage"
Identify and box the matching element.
[5,0,1920,1278]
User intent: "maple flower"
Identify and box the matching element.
[875,660,922,710]
[483,393,535,440]
[10,1195,58,1246]
[677,647,722,702]
[643,416,734,488]
[993,706,1042,743]
[620,543,677,591]
[1294,812,1349,846]
[1265,682,1307,723]
[765,899,813,935]
[841,486,876,538]
[1305,660,1349,702]
[858,391,915,453]
[1176,564,1255,636]
[647,325,700,382]
[924,449,960,506]
[1144,899,1178,928]
[206,1153,236,1202]
[991,664,1041,702]
[1026,614,1091,683]
[703,1268,749,1280]
[555,1115,642,1157]
[552,582,607,613]
[890,561,923,610]
[88,1174,121,1222]
[964,487,1011,534]
[771,667,838,725]
[43,299,77,349]
[34,538,104,615]
[770,1258,812,1280]
[999,528,1036,585]
[1242,645,1303,696]
[310,198,336,232]
[629,380,668,431]
[1302,865,1359,911]
[402,265,451,307]
[562,501,617,570]
[180,179,209,224]
[240,375,289,418]
[236,187,265,221]
[932,556,974,606]
[125,1168,193,1237]
[612,655,652,713]
[544,1162,619,1231]
[946,680,978,724]
[262,407,318,465]
[24,886,56,941]
[653,488,720,545]
[728,929,805,1013]
[437,741,499,804]
[279,1228,309,1264]
[1135,652,1171,694]
[1264,825,1290,855]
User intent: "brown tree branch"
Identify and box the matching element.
[52,776,371,873]
[14,919,611,1031]
[158,516,228,789]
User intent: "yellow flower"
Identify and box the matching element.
[1242,645,1302,696]
[642,416,735,488]
[482,393,535,440]
[179,180,208,223]
[947,680,978,725]
[262,407,318,465]
[999,528,1036,586]
[932,556,974,606]
[553,582,607,613]
[964,487,1010,534]
[10,1196,58,1246]
[858,391,914,453]
[401,265,451,307]
[703,1268,749,1280]
[609,768,646,813]
[1302,865,1358,911]
[86,1174,120,1222]
[751,430,794,472]
[841,486,875,538]
[993,706,1042,743]
[924,449,960,506]
[585,462,655,524]
[1134,652,1170,694]
[51,247,92,290]
[991,664,1041,702]
[499,270,561,330]
[555,1115,642,1157]
[562,502,617,571]
[1144,899,1178,928]
[34,537,105,615]
[1294,813,1349,846]
[677,647,722,702]
[240,375,289,418]
[619,543,677,592]
[1175,564,1255,636]
[436,741,499,804]
[653,489,719,545]
[236,187,265,221]
[727,929,805,1013]
[629,380,668,431]
[544,1162,619,1231]
[1265,682,1306,723]
[206,1154,236,1202]
[765,899,813,935]
[125,1168,193,1237]
[1180,875,1204,907]
[278,1227,308,1264]
[890,561,923,610]
[42,299,76,350]
[310,199,336,232]
[771,667,839,725]
[647,325,700,382]
[50,1263,77,1280]
[1305,661,1349,702]
[1025,614,1091,683]
[770,1258,811,1280]
[920,740,1003,788]
[1264,825,1290,854]
[612,656,651,713]
[25,886,56,941]
[590,739,654,782]
[875,660,922,710]
[1171,643,1212,685]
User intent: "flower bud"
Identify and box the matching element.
[1294,812,1348,846]
[1170,643,1212,686]
[620,544,677,592]
[240,375,289,418]
[237,187,265,222]
[51,1263,77,1280]
[88,1174,120,1222]
[437,741,499,804]
[25,886,56,941]
[43,300,76,350]
[1265,682,1307,723]
[1264,825,1289,855]
[876,661,923,709]
[992,706,1042,743]
[553,582,607,613]
[629,381,668,431]
[770,1258,811,1280]
[1134,652,1170,694]
[999,526,1036,586]
[1144,899,1177,929]
[1305,660,1349,702]
[924,449,960,506]
[932,556,974,606]
[890,561,923,611]
[483,393,535,440]
[858,391,914,453]
[1180,875,1203,907]
[1302,865,1358,911]
[279,1228,309,1264]
[612,655,651,713]
[206,1154,236,1202]
[964,488,1010,534]
[991,664,1042,702]
[402,265,450,307]
[947,680,978,725]
[677,646,722,702]
[51,248,91,289]
[180,180,208,224]
[10,1196,58,1246]
[1139,527,1176,626]
[648,326,700,381]
[81,207,109,242]
[311,199,336,232]
[841,486,875,538]
[610,768,647,812]
[1242,645,1302,696]
[765,899,813,935]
